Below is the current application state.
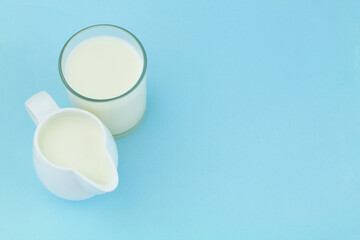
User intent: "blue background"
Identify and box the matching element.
[1,0,360,239]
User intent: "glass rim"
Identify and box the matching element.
[58,24,147,102]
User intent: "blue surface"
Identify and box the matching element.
[1,0,360,239]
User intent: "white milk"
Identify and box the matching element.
[65,36,142,99]
[39,114,112,185]
[62,34,147,137]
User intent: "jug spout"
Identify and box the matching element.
[75,130,119,196]
[75,166,119,196]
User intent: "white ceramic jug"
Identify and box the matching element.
[25,91,119,200]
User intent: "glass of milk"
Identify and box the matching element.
[59,24,147,138]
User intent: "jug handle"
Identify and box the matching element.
[25,91,59,126]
